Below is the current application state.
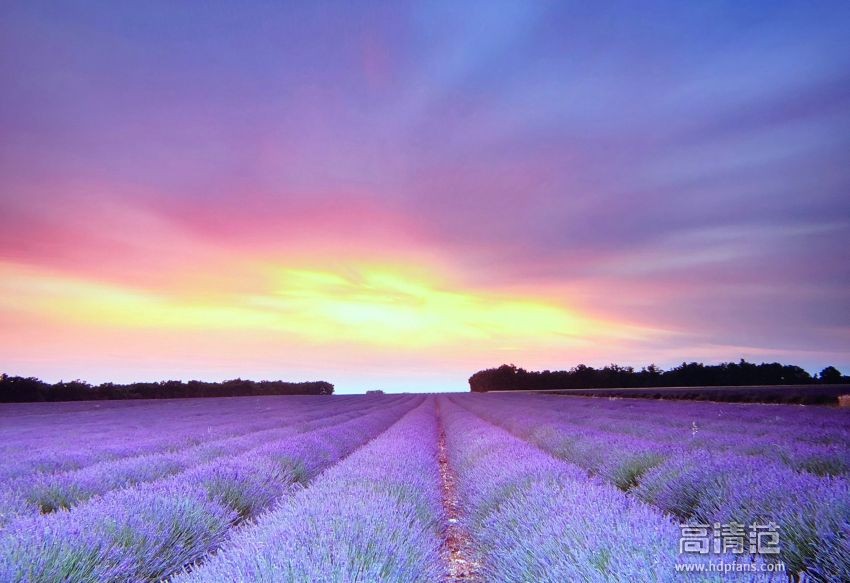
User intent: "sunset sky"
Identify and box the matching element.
[2,2,849,392]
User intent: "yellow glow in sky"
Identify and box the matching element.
[0,260,631,351]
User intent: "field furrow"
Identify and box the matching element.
[173,399,446,583]
[0,396,419,582]
[1,392,846,581]
[0,396,399,482]
[439,398,782,582]
[0,396,401,523]
[468,394,850,476]
[435,399,483,582]
[453,394,849,580]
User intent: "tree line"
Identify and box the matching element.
[468,361,848,392]
[0,374,334,403]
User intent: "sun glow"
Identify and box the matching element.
[0,259,623,351]
[259,266,593,345]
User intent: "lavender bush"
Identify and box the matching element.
[440,400,780,582]
[0,397,418,581]
[455,393,849,580]
[0,394,391,484]
[0,397,399,526]
[0,392,844,581]
[0,483,236,582]
[175,401,446,583]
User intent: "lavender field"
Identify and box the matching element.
[0,394,848,582]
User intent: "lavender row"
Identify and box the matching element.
[516,392,850,436]
[464,394,849,479]
[492,393,850,476]
[175,399,446,583]
[636,451,849,580]
[0,396,419,582]
[510,393,850,452]
[0,395,391,459]
[589,406,848,477]
[0,399,349,489]
[439,399,779,582]
[0,397,320,479]
[456,394,849,580]
[0,396,395,523]
[0,395,317,451]
[0,395,404,522]
[0,395,392,483]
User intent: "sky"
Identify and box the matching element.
[1,1,849,393]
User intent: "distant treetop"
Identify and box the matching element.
[0,373,334,403]
[469,360,847,392]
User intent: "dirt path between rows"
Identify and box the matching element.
[436,401,483,582]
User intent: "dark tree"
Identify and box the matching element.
[820,366,843,384]
[468,359,832,392]
[0,374,49,402]
[0,373,334,403]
